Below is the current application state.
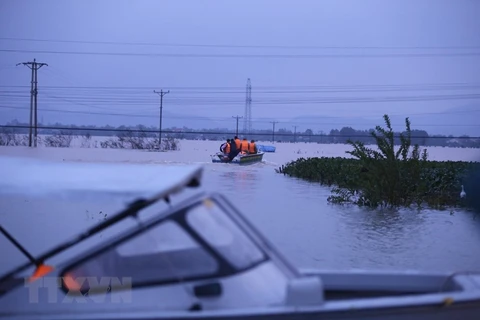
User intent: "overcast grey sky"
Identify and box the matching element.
[0,0,479,135]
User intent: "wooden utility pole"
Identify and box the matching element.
[292,125,298,143]
[270,121,278,143]
[16,58,48,147]
[153,89,170,150]
[232,115,243,136]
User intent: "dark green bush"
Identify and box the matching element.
[277,115,479,209]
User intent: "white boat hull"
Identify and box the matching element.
[3,268,480,319]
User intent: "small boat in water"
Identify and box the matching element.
[210,151,264,165]
[1,156,480,320]
[257,144,276,153]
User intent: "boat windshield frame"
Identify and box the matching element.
[0,164,203,286]
[57,192,272,295]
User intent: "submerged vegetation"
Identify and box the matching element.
[0,128,180,151]
[277,115,479,210]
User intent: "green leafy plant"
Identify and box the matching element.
[277,114,478,210]
[343,114,429,208]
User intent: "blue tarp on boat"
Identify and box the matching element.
[257,145,276,153]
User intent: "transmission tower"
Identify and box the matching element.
[243,78,252,134]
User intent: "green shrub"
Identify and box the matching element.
[277,114,479,210]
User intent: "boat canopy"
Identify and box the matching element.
[0,156,203,202]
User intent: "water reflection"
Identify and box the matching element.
[337,208,427,255]
[214,167,260,194]
[219,170,258,181]
[331,204,480,271]
[206,164,480,272]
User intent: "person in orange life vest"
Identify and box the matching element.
[234,136,241,150]
[226,137,240,161]
[220,139,231,154]
[248,140,257,154]
[240,138,250,154]
[224,139,231,154]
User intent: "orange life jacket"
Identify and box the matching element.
[225,142,231,153]
[248,142,256,153]
[240,140,249,152]
[235,139,241,149]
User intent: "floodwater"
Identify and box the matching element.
[1,139,480,275]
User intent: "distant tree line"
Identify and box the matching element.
[1,118,479,148]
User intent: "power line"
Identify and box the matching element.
[2,37,480,50]
[1,49,480,59]
[2,84,480,98]
[0,105,479,126]
[2,82,480,91]
[2,93,480,102]
[3,86,480,95]
[2,124,477,139]
[2,93,480,106]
